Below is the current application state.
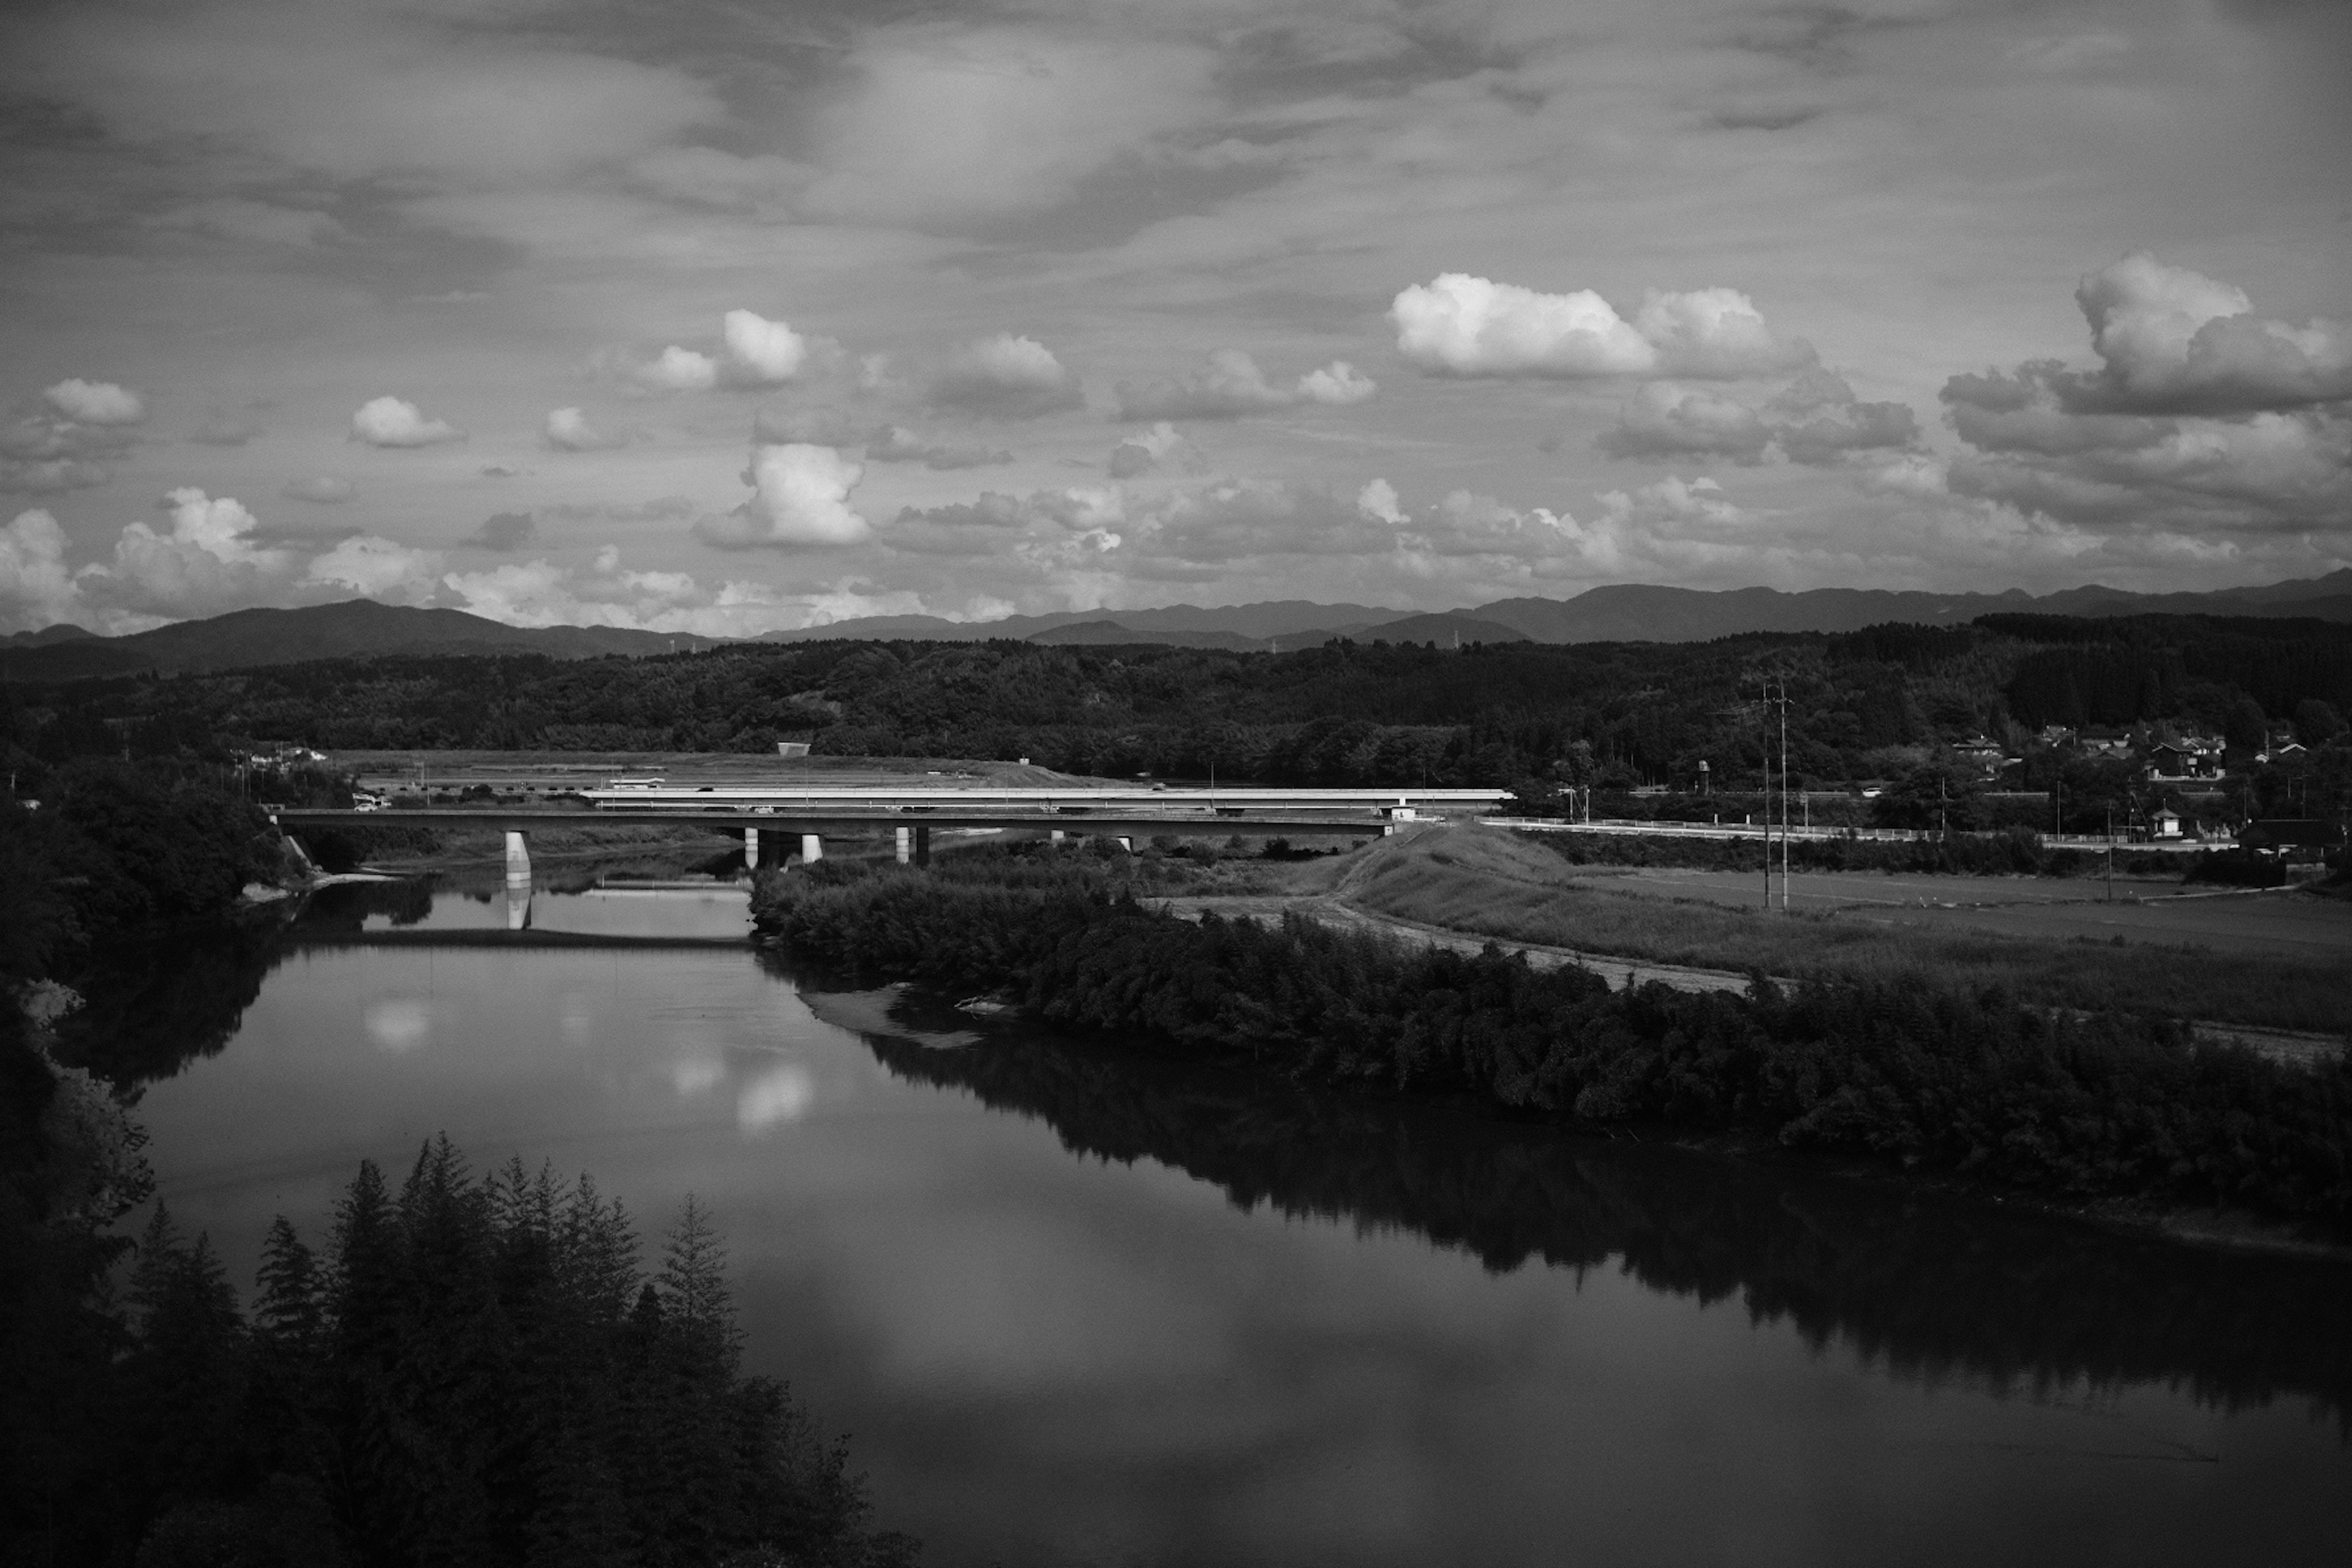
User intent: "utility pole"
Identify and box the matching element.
[2105,805,2114,902]
[1779,685,1791,912]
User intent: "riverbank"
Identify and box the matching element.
[752,846,2352,1245]
[1195,823,2352,1036]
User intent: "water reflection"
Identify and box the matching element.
[62,882,2352,1566]
[842,984,2352,1436]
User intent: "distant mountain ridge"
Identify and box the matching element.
[4,571,2347,682]
[0,601,716,682]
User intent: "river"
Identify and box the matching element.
[83,875,2352,1566]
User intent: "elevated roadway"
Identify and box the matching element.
[268,804,1408,874]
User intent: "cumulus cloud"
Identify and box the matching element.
[721,309,808,385]
[1112,350,1379,420]
[865,424,1013,470]
[351,396,462,447]
[1600,371,1920,465]
[1939,256,2352,536]
[1357,478,1408,526]
[2065,254,2352,415]
[931,334,1084,418]
[1392,274,1811,379]
[1106,422,1203,478]
[1,509,83,631]
[438,550,801,639]
[698,444,871,549]
[624,310,826,394]
[283,476,355,503]
[303,535,442,602]
[635,346,719,393]
[543,407,627,451]
[43,379,146,426]
[463,511,538,551]
[1297,361,1378,407]
[72,488,294,627]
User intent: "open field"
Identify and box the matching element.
[1191,823,2352,1038]
[1556,865,2352,958]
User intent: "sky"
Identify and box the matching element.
[1,0,2348,638]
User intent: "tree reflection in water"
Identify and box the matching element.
[854,1006,2352,1439]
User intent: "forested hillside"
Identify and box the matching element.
[6,615,2348,801]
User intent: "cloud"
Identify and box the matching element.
[2062,253,2352,416]
[1112,350,1378,421]
[865,425,1013,470]
[931,334,1084,418]
[1357,478,1406,526]
[1938,257,2352,537]
[302,535,442,602]
[1297,361,1378,407]
[721,309,808,385]
[1597,384,1773,462]
[351,396,462,447]
[2,382,146,492]
[538,496,696,524]
[1599,372,1920,465]
[151,198,345,249]
[698,444,871,549]
[0,509,83,632]
[635,346,718,393]
[796,26,1217,225]
[282,476,355,503]
[1764,371,1923,463]
[543,406,627,451]
[463,511,538,551]
[625,310,827,394]
[437,549,802,638]
[43,379,146,426]
[1392,274,1811,379]
[74,488,295,627]
[1106,422,1203,478]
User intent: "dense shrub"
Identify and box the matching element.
[756,863,2352,1229]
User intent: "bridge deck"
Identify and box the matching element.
[271,807,1401,835]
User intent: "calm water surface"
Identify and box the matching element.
[112,877,2352,1567]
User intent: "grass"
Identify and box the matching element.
[1278,824,2351,1036]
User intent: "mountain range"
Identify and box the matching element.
[3,571,2346,681]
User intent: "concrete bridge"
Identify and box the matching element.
[267,803,1418,879]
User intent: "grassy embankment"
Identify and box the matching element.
[1219,826,2352,1036]
[753,846,2352,1238]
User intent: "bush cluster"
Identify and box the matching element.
[756,862,2352,1229]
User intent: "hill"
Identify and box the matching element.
[0,600,712,680]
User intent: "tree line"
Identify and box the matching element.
[9,615,2348,802]
[1,1124,916,1566]
[755,850,2352,1232]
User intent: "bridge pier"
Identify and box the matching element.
[744,827,761,870]
[1116,835,1133,853]
[1050,829,1065,843]
[895,825,911,864]
[504,830,530,880]
[801,833,824,865]
[914,824,930,867]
